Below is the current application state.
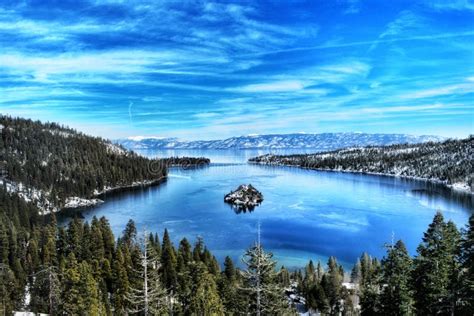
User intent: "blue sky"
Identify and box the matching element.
[0,0,473,140]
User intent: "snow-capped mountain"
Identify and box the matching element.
[117,133,445,151]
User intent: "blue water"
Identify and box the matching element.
[64,149,473,270]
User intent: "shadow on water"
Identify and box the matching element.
[56,208,85,222]
[255,164,474,212]
[410,183,473,212]
[228,203,262,214]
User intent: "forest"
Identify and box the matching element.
[0,116,209,213]
[0,184,473,315]
[250,137,474,192]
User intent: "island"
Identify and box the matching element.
[224,184,264,212]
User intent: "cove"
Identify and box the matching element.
[60,149,473,270]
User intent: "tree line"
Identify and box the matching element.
[250,136,474,191]
[0,116,210,211]
[0,182,290,315]
[299,211,473,315]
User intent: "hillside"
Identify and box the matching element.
[0,116,168,213]
[118,133,444,150]
[250,137,474,192]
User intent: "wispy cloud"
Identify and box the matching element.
[343,0,361,14]
[380,11,423,38]
[0,0,472,139]
[231,80,305,93]
[426,0,474,12]
[401,81,474,99]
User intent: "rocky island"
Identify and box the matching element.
[224,184,264,212]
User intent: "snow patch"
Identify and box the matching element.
[127,136,169,141]
[64,197,104,208]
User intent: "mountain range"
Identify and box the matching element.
[118,133,445,151]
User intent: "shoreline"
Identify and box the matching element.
[61,159,211,212]
[61,176,168,211]
[248,161,473,195]
[94,177,167,197]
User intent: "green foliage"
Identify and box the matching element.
[358,253,381,315]
[413,212,461,315]
[380,240,414,315]
[0,118,471,316]
[241,243,295,315]
[322,256,344,313]
[0,115,167,209]
[251,136,474,189]
[161,228,177,291]
[188,262,224,315]
[459,214,474,313]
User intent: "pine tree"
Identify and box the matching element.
[60,251,105,314]
[0,222,9,265]
[241,241,293,315]
[188,262,224,315]
[351,258,361,284]
[176,239,193,312]
[413,212,461,315]
[358,252,381,315]
[459,214,474,313]
[193,236,204,262]
[322,256,344,314]
[379,240,414,315]
[218,256,241,315]
[224,256,236,282]
[0,263,17,316]
[161,229,177,291]
[278,266,290,288]
[127,230,168,315]
[30,266,61,315]
[99,217,115,263]
[112,247,130,314]
[306,281,330,314]
[122,219,137,247]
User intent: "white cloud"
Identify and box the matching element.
[231,80,306,93]
[318,61,371,76]
[192,112,220,119]
[427,0,474,12]
[401,82,474,99]
[343,0,361,14]
[361,104,443,113]
[380,11,422,38]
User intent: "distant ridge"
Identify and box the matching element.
[249,136,474,193]
[118,133,445,151]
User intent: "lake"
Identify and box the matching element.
[63,149,473,270]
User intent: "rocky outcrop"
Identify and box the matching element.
[224,184,263,211]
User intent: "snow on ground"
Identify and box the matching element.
[450,182,472,193]
[44,129,73,138]
[0,178,58,214]
[64,197,104,208]
[105,142,127,155]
